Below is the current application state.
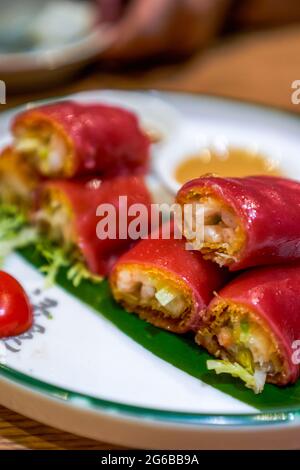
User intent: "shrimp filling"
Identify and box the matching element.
[114,266,191,320]
[196,301,284,392]
[182,194,245,266]
[34,189,75,245]
[14,123,69,176]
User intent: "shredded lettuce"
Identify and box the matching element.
[0,204,39,264]
[37,237,103,288]
[0,204,27,238]
[67,261,103,288]
[0,203,103,288]
[37,238,70,287]
[0,227,38,263]
[207,359,265,394]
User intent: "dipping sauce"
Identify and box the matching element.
[175,147,282,184]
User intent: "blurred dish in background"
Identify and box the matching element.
[0,0,112,91]
[3,0,300,92]
[0,0,97,53]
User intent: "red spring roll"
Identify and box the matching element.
[0,146,41,211]
[35,176,152,277]
[176,175,300,270]
[110,231,229,333]
[196,264,300,392]
[12,101,150,178]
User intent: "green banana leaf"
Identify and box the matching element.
[18,245,300,412]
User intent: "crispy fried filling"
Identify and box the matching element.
[182,192,245,266]
[0,172,31,207]
[0,150,38,209]
[34,188,75,246]
[113,266,191,321]
[196,300,285,392]
[14,123,69,176]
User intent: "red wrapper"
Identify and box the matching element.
[176,175,300,271]
[196,264,300,387]
[110,232,229,333]
[12,101,150,178]
[37,176,152,277]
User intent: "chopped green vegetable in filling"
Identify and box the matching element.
[155,288,176,307]
[236,348,253,374]
[115,268,189,319]
[240,319,249,334]
[198,301,282,393]
[15,137,49,160]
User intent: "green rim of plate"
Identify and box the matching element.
[1,91,300,428]
[1,360,299,427]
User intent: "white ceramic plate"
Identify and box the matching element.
[1,91,300,449]
[0,1,111,91]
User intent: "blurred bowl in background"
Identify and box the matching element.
[0,0,112,91]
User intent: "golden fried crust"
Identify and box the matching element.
[196,299,288,385]
[110,264,196,334]
[0,146,40,209]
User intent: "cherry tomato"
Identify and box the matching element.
[0,271,33,338]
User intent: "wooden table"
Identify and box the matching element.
[1,25,300,450]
